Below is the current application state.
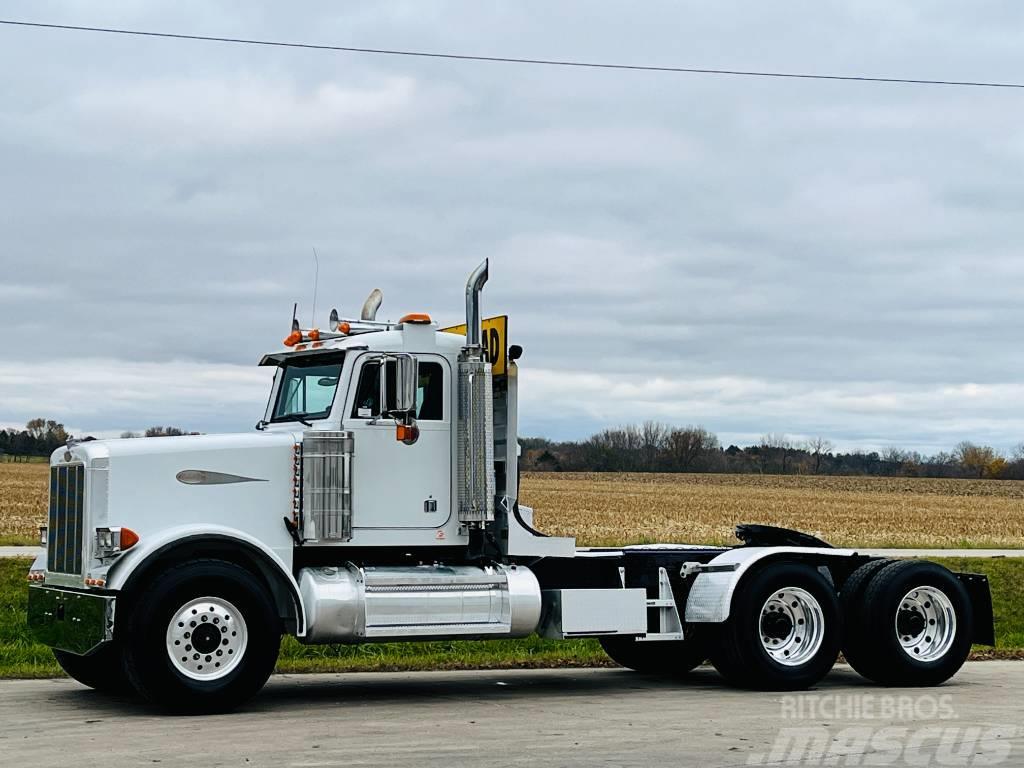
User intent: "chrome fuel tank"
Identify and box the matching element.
[299,563,541,643]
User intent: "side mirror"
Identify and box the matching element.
[380,354,417,417]
[380,353,419,445]
[508,344,523,362]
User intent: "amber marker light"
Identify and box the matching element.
[399,313,432,324]
[120,527,140,550]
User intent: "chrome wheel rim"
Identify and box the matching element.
[165,596,247,681]
[896,586,956,662]
[759,587,825,667]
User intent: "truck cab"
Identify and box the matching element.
[26,260,994,714]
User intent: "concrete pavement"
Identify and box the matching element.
[1,663,1021,767]
[0,546,39,558]
[862,548,1024,558]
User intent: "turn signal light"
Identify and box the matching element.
[399,313,432,325]
[119,527,140,550]
[95,526,140,558]
[27,570,44,582]
[85,577,107,588]
[396,423,419,444]
[283,330,302,347]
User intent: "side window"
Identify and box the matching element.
[352,361,381,418]
[416,362,444,420]
[351,359,445,420]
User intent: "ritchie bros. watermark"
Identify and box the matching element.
[747,694,1018,766]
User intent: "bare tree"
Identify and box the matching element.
[761,433,794,474]
[666,426,719,471]
[804,436,834,474]
[639,421,668,471]
[120,431,140,439]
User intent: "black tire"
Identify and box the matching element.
[851,560,972,686]
[122,559,281,714]
[600,631,708,676]
[54,643,132,695]
[839,558,893,680]
[710,562,841,691]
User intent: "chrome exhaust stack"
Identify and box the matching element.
[457,259,494,524]
[464,259,489,350]
[360,288,383,322]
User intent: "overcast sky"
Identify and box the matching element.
[2,2,1023,454]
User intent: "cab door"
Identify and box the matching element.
[344,353,452,529]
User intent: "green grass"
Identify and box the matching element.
[932,557,1024,653]
[0,556,1021,679]
[0,536,37,547]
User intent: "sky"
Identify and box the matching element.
[1,2,1023,455]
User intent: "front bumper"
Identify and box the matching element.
[27,585,115,656]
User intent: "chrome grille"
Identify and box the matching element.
[47,464,85,574]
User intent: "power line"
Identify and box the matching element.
[1,18,1023,90]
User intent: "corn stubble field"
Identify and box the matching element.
[525,472,1024,549]
[2,463,1023,548]
[0,464,48,545]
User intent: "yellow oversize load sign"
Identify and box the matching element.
[440,315,508,376]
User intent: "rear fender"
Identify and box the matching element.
[684,546,867,623]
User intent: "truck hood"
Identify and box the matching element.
[56,430,301,466]
[49,431,303,573]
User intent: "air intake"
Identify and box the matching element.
[301,431,354,541]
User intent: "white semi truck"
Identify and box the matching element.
[27,261,994,713]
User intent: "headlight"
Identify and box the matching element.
[94,527,140,559]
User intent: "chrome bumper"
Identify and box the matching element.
[27,585,115,656]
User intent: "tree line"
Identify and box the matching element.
[4,416,1022,480]
[0,419,197,459]
[520,422,1024,480]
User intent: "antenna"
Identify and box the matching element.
[310,247,320,326]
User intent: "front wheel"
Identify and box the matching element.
[710,562,841,690]
[54,643,132,694]
[122,559,281,714]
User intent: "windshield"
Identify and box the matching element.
[271,360,343,423]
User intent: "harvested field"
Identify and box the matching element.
[2,463,1024,548]
[522,472,1024,549]
[0,464,47,544]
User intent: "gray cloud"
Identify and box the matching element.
[1,1,1022,452]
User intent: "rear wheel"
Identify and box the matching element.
[54,643,132,694]
[600,632,708,676]
[122,559,281,714]
[839,558,893,679]
[849,560,972,686]
[710,562,841,690]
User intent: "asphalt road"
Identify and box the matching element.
[2,663,1022,767]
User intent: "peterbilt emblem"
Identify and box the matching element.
[175,470,267,485]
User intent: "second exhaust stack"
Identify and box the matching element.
[457,259,495,523]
